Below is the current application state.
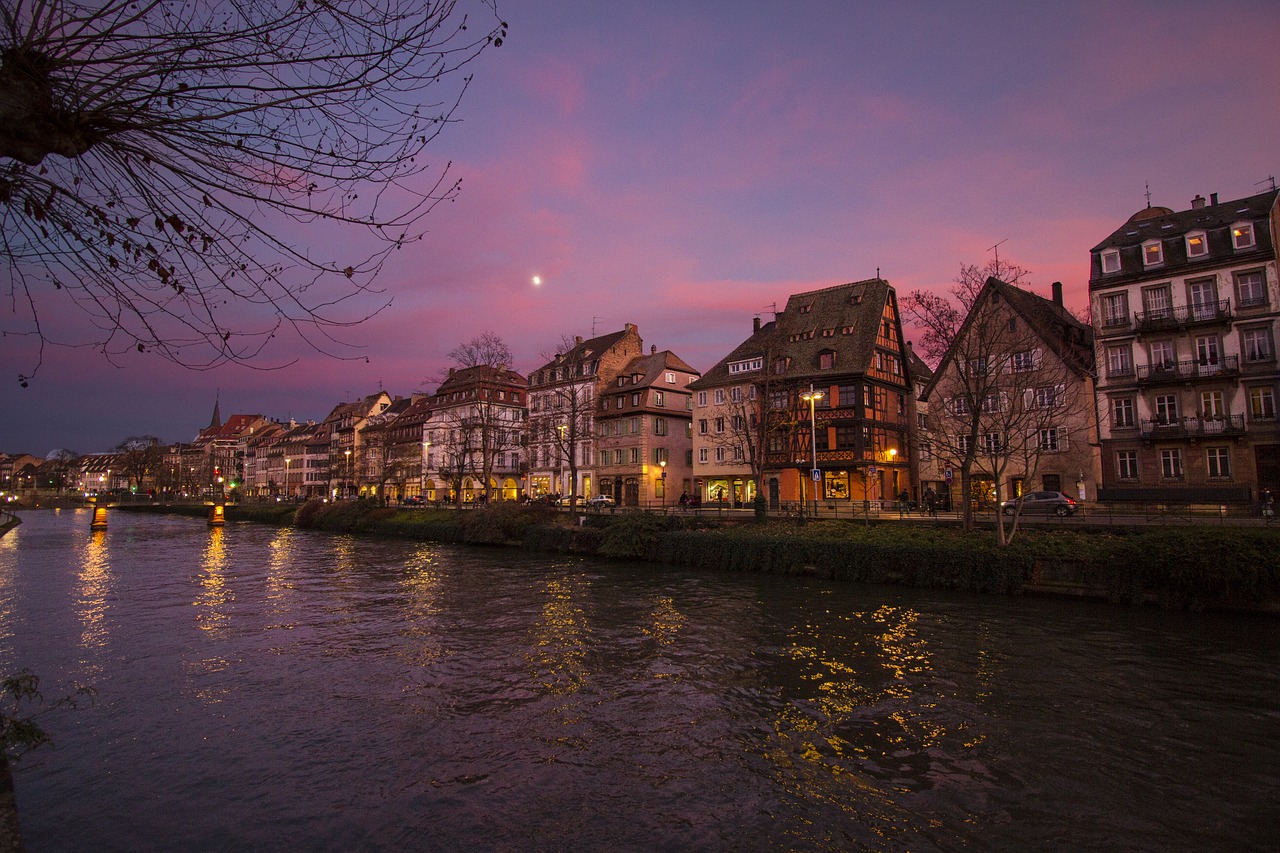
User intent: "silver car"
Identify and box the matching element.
[1000,491,1078,516]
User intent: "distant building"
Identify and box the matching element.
[427,366,527,503]
[1089,188,1280,502]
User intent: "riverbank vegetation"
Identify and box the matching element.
[118,500,1280,611]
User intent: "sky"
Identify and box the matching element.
[4,0,1280,457]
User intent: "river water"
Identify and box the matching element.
[0,510,1276,852]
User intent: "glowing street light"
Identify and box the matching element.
[800,384,824,517]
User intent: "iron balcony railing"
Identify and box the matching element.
[1133,299,1232,332]
[1136,355,1240,383]
[1139,413,1245,439]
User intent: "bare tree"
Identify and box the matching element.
[1,0,506,385]
[114,435,162,492]
[447,331,512,372]
[430,410,477,506]
[907,262,1089,544]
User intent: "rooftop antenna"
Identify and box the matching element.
[1256,175,1277,192]
[1144,182,1152,207]
[766,302,778,318]
[989,238,1008,276]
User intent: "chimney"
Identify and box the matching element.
[1210,192,1218,206]
[1051,281,1063,306]
[1191,194,1205,209]
[753,316,761,333]
[651,345,657,355]
[575,335,583,345]
[625,323,637,334]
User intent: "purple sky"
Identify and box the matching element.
[4,0,1279,457]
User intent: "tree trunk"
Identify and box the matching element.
[0,756,23,853]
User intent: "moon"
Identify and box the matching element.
[532,275,542,286]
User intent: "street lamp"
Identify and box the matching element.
[556,424,568,498]
[422,440,431,500]
[800,384,824,517]
[659,459,667,508]
[344,449,351,499]
[284,458,291,500]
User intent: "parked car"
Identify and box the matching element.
[402,496,425,507]
[555,495,586,507]
[1000,491,1078,516]
[586,494,615,507]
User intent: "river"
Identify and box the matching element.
[0,510,1276,851]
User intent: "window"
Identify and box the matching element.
[818,351,835,369]
[837,384,858,407]
[654,447,668,464]
[982,432,1003,454]
[1189,279,1218,320]
[653,391,664,407]
[714,417,725,433]
[1185,231,1208,258]
[1117,450,1139,480]
[966,357,988,376]
[697,391,708,407]
[1150,340,1175,369]
[951,396,971,416]
[1206,447,1231,478]
[631,392,640,406]
[1201,390,1225,419]
[1250,386,1276,420]
[835,425,858,449]
[730,386,742,402]
[1160,448,1183,479]
[615,396,624,409]
[1112,397,1135,428]
[1142,285,1172,319]
[628,448,639,464]
[1242,328,1273,363]
[629,417,640,434]
[1038,427,1064,452]
[654,417,668,436]
[1235,271,1266,307]
[1155,394,1179,424]
[982,392,1003,413]
[1142,240,1163,267]
[698,448,708,463]
[1011,349,1038,371]
[1101,248,1121,274]
[714,389,725,405]
[698,419,708,434]
[1195,336,1220,372]
[1033,386,1059,409]
[666,372,676,384]
[714,447,726,462]
[956,435,974,455]
[1106,345,1133,377]
[728,358,762,374]
[1232,222,1256,250]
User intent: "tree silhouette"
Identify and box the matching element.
[1,0,505,385]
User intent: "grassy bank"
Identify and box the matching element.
[119,501,1280,611]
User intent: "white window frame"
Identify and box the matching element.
[1116,450,1139,480]
[1206,447,1231,478]
[1235,271,1266,307]
[1142,239,1164,267]
[1242,327,1273,363]
[697,391,707,407]
[1160,448,1183,479]
[1232,221,1256,250]
[1100,292,1128,327]
[1112,397,1135,428]
[1101,248,1121,274]
[1185,231,1208,259]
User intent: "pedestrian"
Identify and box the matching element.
[1263,489,1275,521]
[924,487,937,517]
[679,491,689,509]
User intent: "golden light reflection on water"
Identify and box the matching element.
[0,524,18,653]
[529,573,590,697]
[763,604,977,843]
[77,530,111,659]
[264,527,296,621]
[399,544,443,667]
[194,526,231,635]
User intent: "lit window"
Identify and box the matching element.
[1185,231,1208,258]
[1232,222,1256,250]
[1101,249,1121,274]
[1142,240,1163,267]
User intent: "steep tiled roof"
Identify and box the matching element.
[616,350,700,388]
[1091,189,1278,252]
[691,278,893,387]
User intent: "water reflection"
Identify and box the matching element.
[0,521,19,663]
[76,530,112,667]
[529,570,590,696]
[399,544,443,668]
[264,527,297,629]
[194,526,230,635]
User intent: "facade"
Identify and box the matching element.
[922,278,1099,511]
[427,366,527,503]
[693,279,915,510]
[1090,189,1280,502]
[321,391,394,498]
[595,348,700,507]
[526,324,644,500]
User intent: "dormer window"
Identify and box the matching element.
[1232,222,1256,250]
[1142,240,1163,267]
[818,350,835,370]
[1185,231,1208,259]
[1100,249,1121,274]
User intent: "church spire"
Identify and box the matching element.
[208,392,222,430]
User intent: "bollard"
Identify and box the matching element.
[208,504,226,527]
[90,505,109,530]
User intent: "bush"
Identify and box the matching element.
[597,511,667,559]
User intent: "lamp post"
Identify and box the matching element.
[800,384,824,517]
[659,459,667,508]
[344,449,351,499]
[556,423,568,499]
[422,440,431,501]
[284,458,291,501]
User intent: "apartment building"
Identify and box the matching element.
[427,367,527,503]
[1090,189,1280,501]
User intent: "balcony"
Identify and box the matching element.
[1134,300,1232,333]
[1139,414,1245,440]
[1135,355,1240,384]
